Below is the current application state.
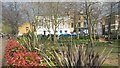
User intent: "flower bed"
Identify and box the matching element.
[4,38,46,66]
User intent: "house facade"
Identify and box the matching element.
[18,22,32,36]
[36,16,71,36]
[36,14,88,36]
[101,2,120,35]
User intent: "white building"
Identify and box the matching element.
[36,16,71,36]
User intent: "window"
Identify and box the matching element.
[71,23,74,28]
[78,22,80,27]
[65,30,67,33]
[60,30,62,33]
[79,28,81,31]
[43,31,46,35]
[26,27,29,31]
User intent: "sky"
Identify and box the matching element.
[1,0,120,2]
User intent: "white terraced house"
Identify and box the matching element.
[36,16,71,36]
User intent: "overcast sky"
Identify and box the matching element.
[1,0,120,2]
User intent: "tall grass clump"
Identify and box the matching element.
[42,44,113,67]
[17,30,44,52]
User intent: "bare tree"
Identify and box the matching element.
[84,2,94,46]
[42,2,65,43]
[91,3,102,41]
[84,1,103,46]
[2,2,23,35]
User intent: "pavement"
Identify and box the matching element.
[0,38,2,67]
[0,38,6,67]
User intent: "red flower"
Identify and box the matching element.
[4,39,45,66]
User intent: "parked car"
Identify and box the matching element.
[60,34,71,36]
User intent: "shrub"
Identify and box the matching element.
[17,31,40,52]
[4,39,46,66]
[43,45,113,67]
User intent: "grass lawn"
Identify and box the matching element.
[93,46,118,66]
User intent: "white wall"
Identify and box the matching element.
[36,16,71,36]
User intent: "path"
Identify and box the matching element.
[0,38,7,67]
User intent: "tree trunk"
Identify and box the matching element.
[108,3,113,41]
[93,26,96,41]
[53,27,57,44]
[116,30,118,40]
[88,24,94,47]
[54,31,57,44]
[74,12,79,39]
[76,22,79,40]
[88,14,94,47]
[85,2,93,46]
